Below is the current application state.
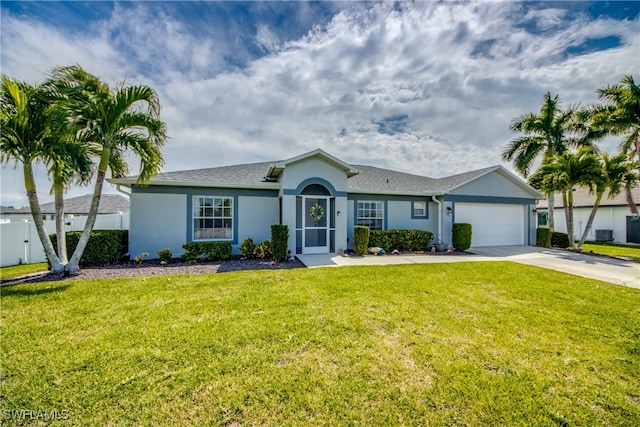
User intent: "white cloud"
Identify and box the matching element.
[1,1,638,206]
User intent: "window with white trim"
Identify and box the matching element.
[357,201,384,230]
[413,201,427,217]
[537,211,548,228]
[193,196,233,240]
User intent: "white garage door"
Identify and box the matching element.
[455,203,524,247]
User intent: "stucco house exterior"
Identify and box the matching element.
[536,186,640,244]
[109,149,543,259]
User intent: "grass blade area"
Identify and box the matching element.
[1,262,639,425]
[0,262,48,279]
[581,242,640,262]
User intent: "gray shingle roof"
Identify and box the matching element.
[537,186,640,209]
[6,194,130,214]
[144,161,276,187]
[347,165,440,194]
[126,160,509,195]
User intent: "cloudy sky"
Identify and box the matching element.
[1,1,638,207]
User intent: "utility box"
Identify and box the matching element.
[595,229,613,242]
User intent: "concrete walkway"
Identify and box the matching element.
[297,246,640,289]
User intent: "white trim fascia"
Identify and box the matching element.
[347,189,441,197]
[107,179,281,191]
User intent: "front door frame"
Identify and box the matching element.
[302,196,330,254]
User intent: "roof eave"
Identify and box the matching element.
[108,178,280,191]
[347,189,441,197]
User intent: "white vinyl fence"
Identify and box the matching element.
[0,213,129,267]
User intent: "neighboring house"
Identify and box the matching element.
[0,194,130,267]
[109,149,543,259]
[0,194,130,230]
[536,187,640,244]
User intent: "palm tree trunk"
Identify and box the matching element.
[625,187,639,217]
[67,147,110,273]
[54,184,68,264]
[547,190,555,229]
[566,190,575,248]
[23,162,64,273]
[561,191,571,248]
[577,192,603,250]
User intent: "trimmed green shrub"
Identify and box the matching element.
[271,224,289,262]
[353,226,370,256]
[240,237,257,259]
[551,232,570,248]
[180,241,232,262]
[255,240,272,259]
[368,229,434,251]
[157,248,173,263]
[50,230,128,267]
[536,228,553,248]
[452,223,472,251]
[180,242,201,262]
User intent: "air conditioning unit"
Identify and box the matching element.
[595,229,613,242]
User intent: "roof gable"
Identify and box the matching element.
[267,149,359,179]
[442,166,544,199]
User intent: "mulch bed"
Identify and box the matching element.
[0,258,306,286]
[2,250,476,286]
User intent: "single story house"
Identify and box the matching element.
[109,149,543,259]
[0,194,130,231]
[536,187,640,244]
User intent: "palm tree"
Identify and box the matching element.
[49,65,167,273]
[1,76,96,271]
[0,76,66,271]
[576,153,639,250]
[529,147,603,248]
[503,92,595,229]
[589,75,640,216]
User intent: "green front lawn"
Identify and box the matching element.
[0,262,48,279]
[2,263,639,425]
[581,242,640,262]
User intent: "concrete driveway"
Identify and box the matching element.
[297,246,639,289]
[469,246,640,289]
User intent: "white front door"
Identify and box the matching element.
[303,197,329,254]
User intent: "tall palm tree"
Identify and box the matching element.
[576,153,639,250]
[589,74,640,216]
[503,92,595,229]
[0,76,67,272]
[529,147,603,248]
[1,76,95,271]
[49,65,167,273]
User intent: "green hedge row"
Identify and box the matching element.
[368,229,434,251]
[271,224,289,262]
[49,230,128,267]
[353,226,370,256]
[452,223,472,251]
[180,241,232,262]
[551,231,570,248]
[536,228,553,248]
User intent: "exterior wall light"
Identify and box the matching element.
[446,206,452,216]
